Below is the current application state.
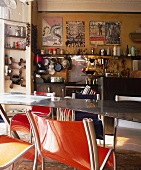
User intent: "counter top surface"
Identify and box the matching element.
[0,93,141,122]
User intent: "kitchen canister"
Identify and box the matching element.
[60,49,64,54]
[117,46,120,56]
[113,45,117,56]
[53,48,57,55]
[20,27,24,37]
[131,46,135,56]
[106,47,110,56]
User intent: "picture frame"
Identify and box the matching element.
[105,21,120,45]
[89,21,121,45]
[89,21,105,45]
[42,17,63,46]
[66,21,85,47]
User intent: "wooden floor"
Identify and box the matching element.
[1,123,141,170]
[16,153,141,170]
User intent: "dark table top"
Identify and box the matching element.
[0,93,141,122]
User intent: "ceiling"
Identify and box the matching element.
[37,0,141,12]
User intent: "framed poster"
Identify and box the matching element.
[89,21,105,45]
[105,22,120,45]
[66,21,85,47]
[42,17,63,46]
[89,21,121,45]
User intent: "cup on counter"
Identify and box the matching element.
[96,94,100,100]
[41,49,45,54]
[57,77,63,82]
[72,93,76,99]
[51,77,57,82]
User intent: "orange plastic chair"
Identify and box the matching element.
[0,135,36,170]
[10,91,53,140]
[26,110,116,170]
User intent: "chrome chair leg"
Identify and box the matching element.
[33,148,38,170]
[42,157,46,170]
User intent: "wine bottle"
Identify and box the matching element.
[126,45,129,56]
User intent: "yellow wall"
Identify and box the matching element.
[37,12,141,55]
[35,12,141,79]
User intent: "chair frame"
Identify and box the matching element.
[114,95,141,153]
[115,95,141,102]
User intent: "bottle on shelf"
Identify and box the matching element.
[5,54,8,65]
[106,47,110,56]
[126,45,129,56]
[131,45,135,56]
[117,46,120,56]
[113,45,117,56]
[91,48,94,54]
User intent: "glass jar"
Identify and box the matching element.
[60,49,64,54]
[48,48,53,54]
[53,48,57,55]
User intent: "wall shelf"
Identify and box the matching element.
[5,47,26,51]
[5,35,26,39]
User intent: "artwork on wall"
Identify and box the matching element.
[89,21,120,45]
[89,21,105,45]
[42,17,63,46]
[66,21,85,47]
[105,21,120,45]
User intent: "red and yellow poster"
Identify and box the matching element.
[89,21,105,45]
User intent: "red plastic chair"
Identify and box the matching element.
[10,91,53,141]
[26,110,116,170]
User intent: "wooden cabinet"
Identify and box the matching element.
[98,77,141,100]
[97,77,141,135]
[36,83,65,97]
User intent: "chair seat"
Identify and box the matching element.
[0,135,35,169]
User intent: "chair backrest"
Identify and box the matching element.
[34,91,55,97]
[75,93,97,100]
[26,110,115,170]
[75,93,99,119]
[114,95,141,153]
[32,91,55,116]
[115,95,141,102]
[74,93,100,100]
